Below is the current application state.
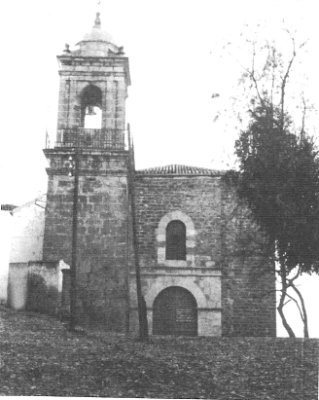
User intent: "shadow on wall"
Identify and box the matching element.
[26,273,59,316]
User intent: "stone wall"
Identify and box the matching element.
[133,173,276,337]
[135,176,223,268]
[131,174,223,336]
[220,179,276,336]
[42,149,132,330]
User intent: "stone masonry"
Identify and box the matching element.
[42,151,132,330]
[129,168,276,336]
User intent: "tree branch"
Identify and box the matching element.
[287,266,301,284]
[280,37,296,129]
[277,263,296,337]
[290,282,309,337]
[285,292,305,323]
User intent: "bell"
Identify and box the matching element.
[85,106,96,116]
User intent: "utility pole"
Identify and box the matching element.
[127,126,148,341]
[68,142,79,331]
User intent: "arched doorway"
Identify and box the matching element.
[153,286,197,336]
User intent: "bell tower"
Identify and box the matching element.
[42,13,133,330]
[56,12,130,147]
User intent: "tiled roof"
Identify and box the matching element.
[136,164,225,176]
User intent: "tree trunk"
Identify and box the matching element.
[290,282,309,338]
[277,263,296,338]
[277,294,296,338]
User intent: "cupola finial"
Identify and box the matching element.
[94,12,101,28]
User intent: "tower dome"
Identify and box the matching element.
[75,13,120,57]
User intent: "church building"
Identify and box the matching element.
[7,14,276,337]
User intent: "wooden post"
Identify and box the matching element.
[127,125,148,340]
[69,141,79,331]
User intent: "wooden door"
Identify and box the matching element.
[153,286,197,336]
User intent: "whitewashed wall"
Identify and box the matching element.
[1,196,46,308]
[0,210,13,303]
[9,196,46,263]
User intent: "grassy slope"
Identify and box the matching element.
[0,307,317,399]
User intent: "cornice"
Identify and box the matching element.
[57,56,131,85]
[46,168,129,177]
[43,148,129,157]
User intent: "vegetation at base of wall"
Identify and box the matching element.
[26,273,58,316]
[0,307,317,399]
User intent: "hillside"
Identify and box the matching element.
[0,307,317,399]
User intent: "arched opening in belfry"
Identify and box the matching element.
[80,85,102,129]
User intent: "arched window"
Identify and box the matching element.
[80,85,102,129]
[166,220,186,260]
[156,211,195,266]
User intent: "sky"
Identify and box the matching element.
[1,0,319,337]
